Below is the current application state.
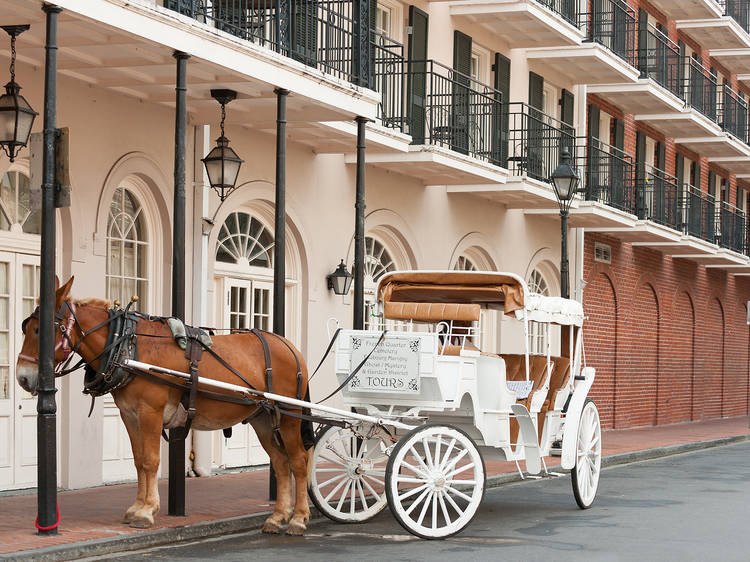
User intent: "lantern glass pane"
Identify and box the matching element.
[224,157,242,188]
[0,108,16,142]
[332,275,347,295]
[15,108,35,147]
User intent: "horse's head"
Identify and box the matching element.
[16,276,75,395]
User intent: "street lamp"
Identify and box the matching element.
[202,89,244,202]
[327,260,354,295]
[550,147,581,300]
[0,25,37,163]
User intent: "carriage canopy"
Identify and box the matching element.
[376,270,584,326]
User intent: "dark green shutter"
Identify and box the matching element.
[709,66,718,119]
[678,41,685,99]
[493,53,510,166]
[613,118,625,151]
[561,0,576,23]
[213,0,249,39]
[691,161,701,189]
[527,72,544,180]
[452,31,472,155]
[656,141,666,171]
[587,104,600,139]
[675,153,684,184]
[638,9,648,76]
[407,6,429,144]
[586,104,601,202]
[560,89,575,162]
[708,170,716,197]
[635,131,647,217]
[612,118,627,211]
[613,0,627,58]
[292,0,318,67]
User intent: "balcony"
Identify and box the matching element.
[682,186,717,244]
[359,60,508,185]
[589,23,684,115]
[677,0,750,51]
[448,0,583,49]
[716,201,746,253]
[644,0,723,20]
[524,0,640,85]
[677,198,750,265]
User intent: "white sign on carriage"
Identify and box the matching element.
[348,334,421,393]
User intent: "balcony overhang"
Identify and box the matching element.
[676,17,750,50]
[1,0,380,125]
[287,121,411,155]
[644,0,723,20]
[525,200,638,228]
[525,44,640,85]
[673,247,748,265]
[346,145,509,185]
[709,49,750,74]
[707,259,750,273]
[739,74,750,88]
[589,80,684,116]
[707,156,750,175]
[635,109,720,139]
[587,220,682,244]
[633,235,718,257]
[675,134,750,158]
[448,175,561,208]
[448,1,583,48]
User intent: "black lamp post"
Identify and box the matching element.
[202,89,243,201]
[550,147,581,300]
[0,25,37,163]
[327,260,354,295]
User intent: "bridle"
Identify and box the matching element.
[18,300,125,377]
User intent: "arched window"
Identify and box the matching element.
[453,255,477,271]
[0,171,39,234]
[215,211,274,332]
[216,212,274,268]
[527,269,549,355]
[364,236,396,330]
[106,187,148,310]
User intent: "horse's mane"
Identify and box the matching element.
[74,297,112,309]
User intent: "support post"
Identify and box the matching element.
[353,0,371,87]
[168,50,190,517]
[268,88,288,501]
[560,209,569,300]
[36,4,62,536]
[353,117,367,330]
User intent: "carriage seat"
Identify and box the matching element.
[384,301,481,322]
[541,356,571,412]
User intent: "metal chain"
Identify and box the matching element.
[9,32,16,83]
[220,102,226,138]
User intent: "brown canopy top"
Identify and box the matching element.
[376,271,526,315]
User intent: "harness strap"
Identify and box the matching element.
[308,327,341,382]
[264,331,305,400]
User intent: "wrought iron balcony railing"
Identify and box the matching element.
[580,136,636,214]
[163,0,374,87]
[636,163,682,230]
[719,84,749,142]
[716,200,747,252]
[407,60,504,166]
[579,0,638,68]
[683,58,719,122]
[536,0,579,25]
[505,102,576,182]
[722,0,750,34]
[681,185,716,243]
[639,24,681,98]
[371,31,405,131]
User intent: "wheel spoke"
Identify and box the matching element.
[357,479,369,510]
[319,472,347,488]
[400,461,427,478]
[431,493,438,530]
[422,438,434,469]
[398,482,429,502]
[318,453,348,467]
[443,447,469,474]
[404,486,431,517]
[438,492,452,526]
[416,491,433,526]
[395,475,426,484]
[315,467,347,473]
[411,445,432,474]
[324,475,349,503]
[361,475,382,499]
[433,434,442,473]
[447,479,476,485]
[442,487,465,517]
[439,438,457,471]
[362,474,385,486]
[350,479,356,514]
[445,462,474,479]
[336,480,352,511]
[444,485,472,503]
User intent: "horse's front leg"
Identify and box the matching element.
[279,415,311,536]
[250,412,293,534]
[120,404,165,528]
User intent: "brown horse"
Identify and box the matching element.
[16,277,313,534]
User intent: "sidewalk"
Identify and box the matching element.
[2,416,749,560]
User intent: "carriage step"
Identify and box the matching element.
[510,404,541,475]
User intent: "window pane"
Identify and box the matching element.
[106,187,148,309]
[0,262,7,294]
[215,212,274,268]
[0,298,8,330]
[123,242,136,276]
[0,366,8,400]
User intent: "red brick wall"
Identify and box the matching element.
[583,233,750,429]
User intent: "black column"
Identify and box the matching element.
[37,4,61,536]
[353,117,367,330]
[168,50,190,517]
[269,88,288,501]
[560,210,569,300]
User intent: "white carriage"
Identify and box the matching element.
[308,270,602,539]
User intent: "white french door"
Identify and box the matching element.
[214,277,272,469]
[0,251,58,490]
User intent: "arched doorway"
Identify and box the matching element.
[211,208,300,468]
[453,245,498,352]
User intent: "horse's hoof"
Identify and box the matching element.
[262,520,283,534]
[129,516,154,529]
[286,520,307,536]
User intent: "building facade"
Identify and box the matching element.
[0,0,748,491]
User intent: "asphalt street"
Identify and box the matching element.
[105,441,750,562]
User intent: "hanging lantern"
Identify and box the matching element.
[0,25,37,163]
[202,89,244,201]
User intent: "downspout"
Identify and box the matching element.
[190,124,212,478]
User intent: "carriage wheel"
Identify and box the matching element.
[571,398,602,509]
[385,423,485,539]
[308,424,393,523]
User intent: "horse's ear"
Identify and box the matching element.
[55,276,74,308]
[55,275,60,291]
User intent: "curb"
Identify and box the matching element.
[7,434,750,561]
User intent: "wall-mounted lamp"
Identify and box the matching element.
[0,25,37,163]
[327,260,353,295]
[202,89,244,202]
